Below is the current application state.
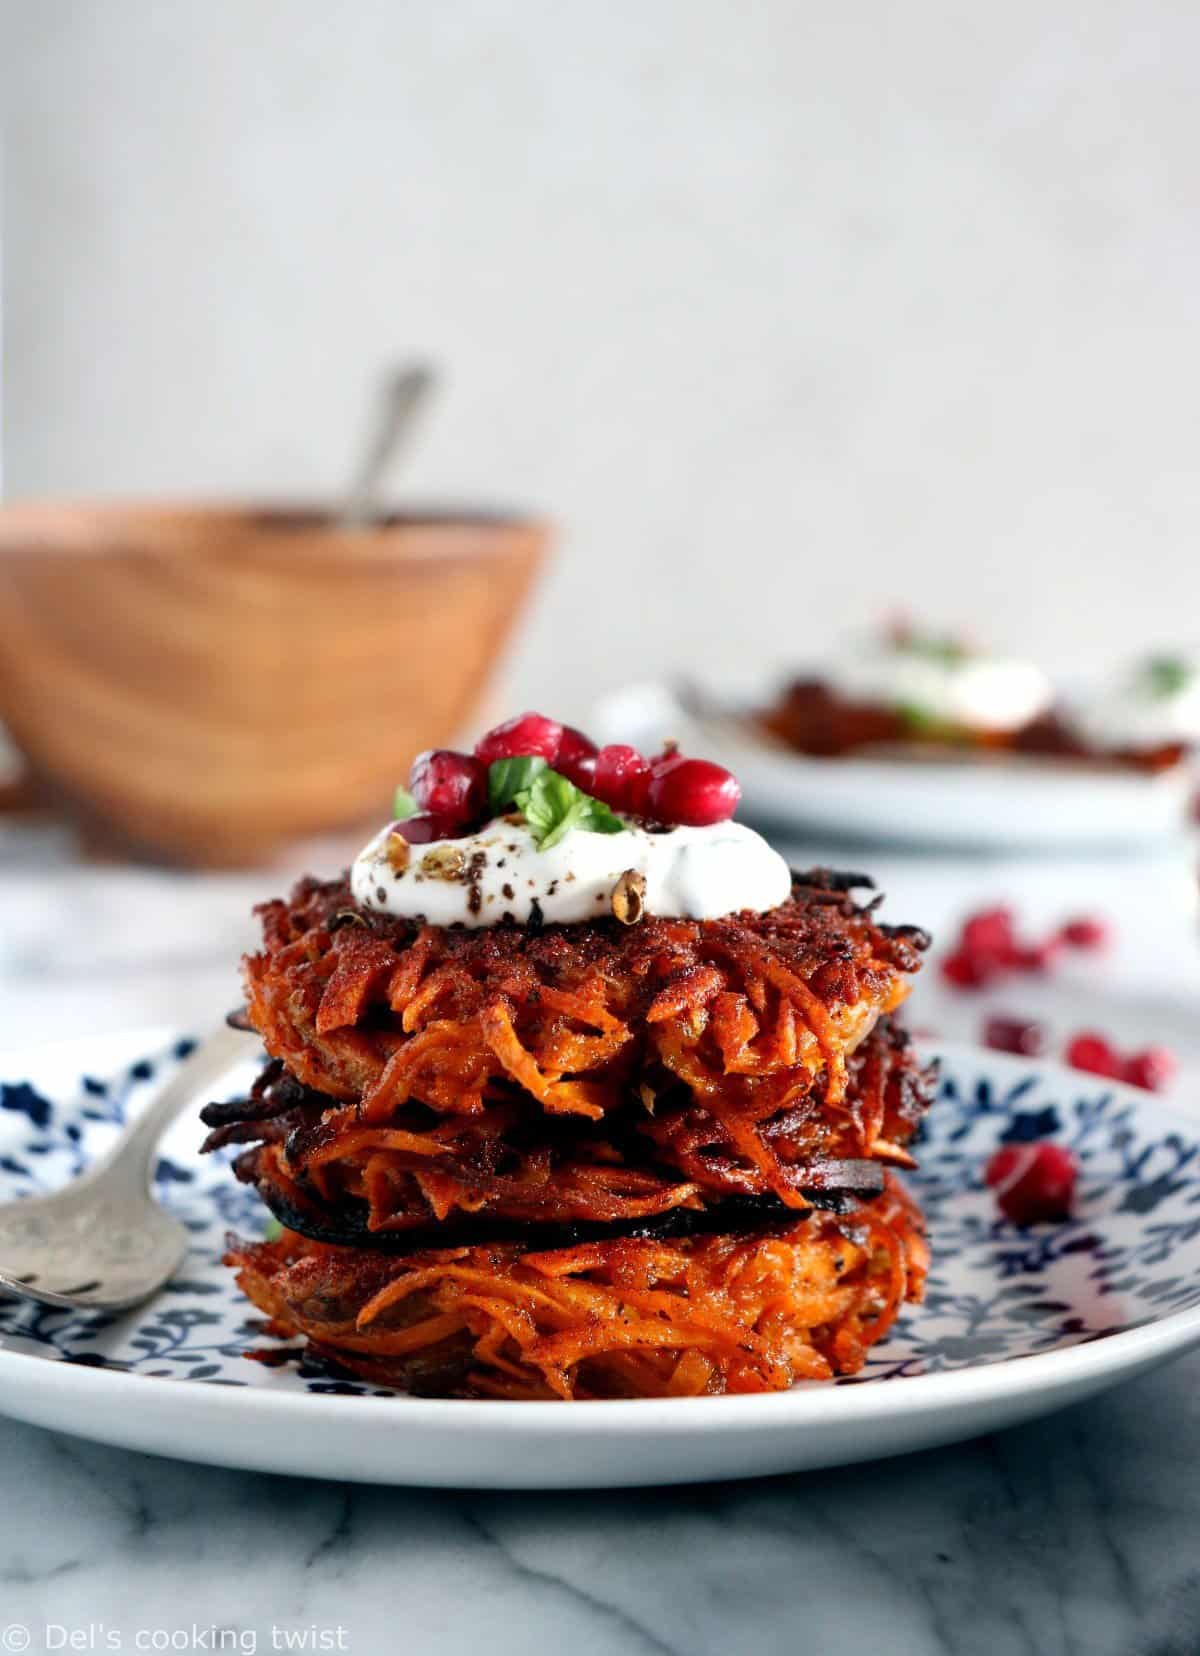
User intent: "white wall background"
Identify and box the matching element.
[3,1,1199,716]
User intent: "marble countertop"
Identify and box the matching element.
[2,819,1199,1655]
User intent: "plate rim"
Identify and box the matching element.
[0,1032,1198,1437]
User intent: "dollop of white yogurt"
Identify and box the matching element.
[351,816,793,928]
[822,642,1052,733]
[1067,657,1200,751]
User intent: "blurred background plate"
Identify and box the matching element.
[595,680,1195,851]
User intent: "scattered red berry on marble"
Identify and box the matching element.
[592,745,653,813]
[984,1016,1047,1057]
[1123,1047,1177,1092]
[961,908,1016,965]
[646,756,741,826]
[1059,915,1110,951]
[409,749,487,825]
[474,711,564,765]
[1004,939,1061,974]
[942,902,1111,994]
[986,1141,1078,1224]
[1065,1032,1124,1080]
[941,951,994,990]
[554,726,599,788]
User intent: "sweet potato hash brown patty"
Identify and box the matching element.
[242,866,928,1135]
[204,1016,934,1242]
[215,854,935,1399]
[226,1174,928,1399]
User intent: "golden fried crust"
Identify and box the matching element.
[241,868,929,1136]
[204,1016,935,1240]
[226,1175,928,1399]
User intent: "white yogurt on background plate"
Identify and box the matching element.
[1067,656,1200,751]
[351,816,793,928]
[822,640,1053,733]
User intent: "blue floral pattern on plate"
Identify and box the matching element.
[1,1032,1198,1397]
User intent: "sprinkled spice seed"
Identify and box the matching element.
[610,869,647,925]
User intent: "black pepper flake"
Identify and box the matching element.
[375,886,387,905]
[528,897,545,931]
[464,848,488,918]
[502,882,514,900]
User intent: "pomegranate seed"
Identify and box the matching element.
[941,951,994,990]
[1059,915,1110,950]
[393,812,457,844]
[1006,939,1061,974]
[474,712,564,765]
[646,756,741,826]
[592,745,653,814]
[985,1141,1078,1224]
[984,1016,1046,1057]
[554,725,599,789]
[1123,1046,1177,1092]
[408,749,487,825]
[1065,1032,1123,1080]
[960,908,1016,964]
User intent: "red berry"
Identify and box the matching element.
[960,908,1016,964]
[1123,1046,1177,1092]
[592,745,653,814]
[941,951,994,990]
[554,725,599,789]
[984,1016,1046,1057]
[409,749,487,825]
[1007,939,1061,974]
[985,1141,1078,1224]
[474,712,564,765]
[646,756,741,826]
[1065,1032,1123,1079]
[1059,915,1110,951]
[393,812,457,844]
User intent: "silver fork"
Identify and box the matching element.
[0,1025,256,1312]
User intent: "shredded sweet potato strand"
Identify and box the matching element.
[227,1176,927,1401]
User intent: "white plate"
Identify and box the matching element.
[1,1028,1199,1488]
[594,682,1194,850]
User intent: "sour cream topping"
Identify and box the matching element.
[822,641,1053,733]
[351,816,793,929]
[1067,657,1200,751]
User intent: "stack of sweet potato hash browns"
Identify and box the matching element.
[207,867,935,1399]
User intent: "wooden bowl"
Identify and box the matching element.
[0,502,549,865]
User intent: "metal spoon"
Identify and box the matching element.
[0,1024,256,1313]
[339,361,437,529]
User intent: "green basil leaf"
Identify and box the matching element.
[895,701,942,735]
[392,785,418,820]
[576,797,624,835]
[1144,655,1192,700]
[487,754,548,812]
[514,768,627,849]
[537,797,587,850]
[894,631,968,667]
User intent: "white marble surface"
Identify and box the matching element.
[1,819,1199,1653]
